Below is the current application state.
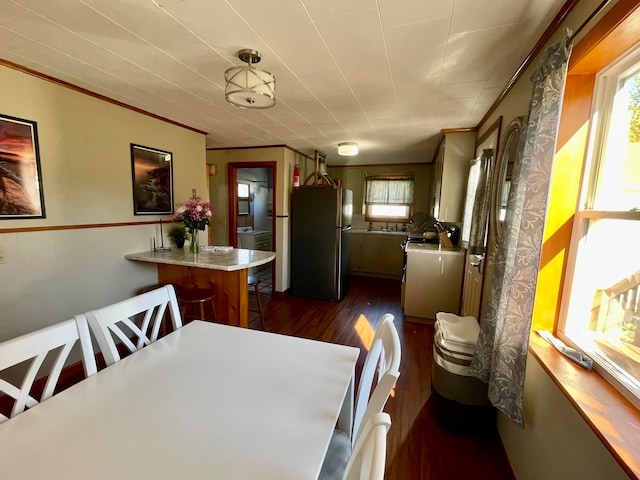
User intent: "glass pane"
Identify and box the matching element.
[238,183,249,198]
[461,160,481,244]
[368,205,409,218]
[565,218,640,390]
[595,71,640,210]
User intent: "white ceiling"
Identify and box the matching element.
[0,0,565,165]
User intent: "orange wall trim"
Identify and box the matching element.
[0,220,162,235]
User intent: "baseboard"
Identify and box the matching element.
[404,314,435,325]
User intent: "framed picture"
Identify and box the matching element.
[0,114,45,219]
[130,144,173,215]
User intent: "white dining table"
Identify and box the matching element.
[0,321,360,479]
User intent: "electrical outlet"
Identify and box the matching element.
[0,246,6,264]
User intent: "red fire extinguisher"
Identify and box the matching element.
[293,164,300,189]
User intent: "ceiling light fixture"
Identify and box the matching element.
[224,49,276,109]
[338,142,358,156]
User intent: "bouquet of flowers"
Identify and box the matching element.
[172,197,214,253]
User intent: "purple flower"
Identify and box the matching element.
[171,197,214,231]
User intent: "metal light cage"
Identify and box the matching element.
[224,49,276,109]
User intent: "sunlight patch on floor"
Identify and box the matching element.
[354,314,375,351]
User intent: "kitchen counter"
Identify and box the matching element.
[350,229,407,236]
[404,243,463,255]
[125,249,275,328]
[125,248,275,271]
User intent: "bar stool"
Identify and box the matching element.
[248,275,265,330]
[176,286,218,324]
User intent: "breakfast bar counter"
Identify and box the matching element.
[125,248,275,328]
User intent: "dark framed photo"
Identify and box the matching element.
[0,114,45,219]
[130,144,173,215]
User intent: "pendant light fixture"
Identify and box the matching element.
[224,49,276,109]
[338,142,358,156]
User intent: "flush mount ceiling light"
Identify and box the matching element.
[338,142,358,156]
[224,49,276,109]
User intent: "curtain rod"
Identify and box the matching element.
[569,0,613,41]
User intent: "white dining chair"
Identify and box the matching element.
[86,284,182,366]
[352,313,401,445]
[0,314,97,423]
[320,412,392,480]
[319,314,400,479]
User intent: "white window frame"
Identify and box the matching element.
[558,45,640,408]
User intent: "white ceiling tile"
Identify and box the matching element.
[449,0,526,35]
[385,17,450,58]
[444,25,515,61]
[435,97,476,116]
[467,101,494,123]
[0,0,565,165]
[317,9,385,55]
[439,80,486,100]
[390,50,445,81]
[334,48,394,92]
[378,0,453,28]
[478,86,505,103]
[301,0,376,21]
[297,69,351,95]
[160,0,268,59]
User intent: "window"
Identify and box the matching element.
[461,158,481,245]
[237,182,250,215]
[364,175,414,222]
[560,47,640,406]
[237,183,250,199]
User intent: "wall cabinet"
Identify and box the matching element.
[345,168,364,215]
[350,233,404,278]
[403,246,464,320]
[431,131,476,222]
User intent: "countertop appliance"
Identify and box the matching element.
[290,188,352,301]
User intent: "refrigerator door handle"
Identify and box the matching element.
[336,230,342,299]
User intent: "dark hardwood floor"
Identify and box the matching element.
[250,275,515,480]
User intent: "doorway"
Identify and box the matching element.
[228,162,277,294]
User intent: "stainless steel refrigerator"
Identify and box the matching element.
[290,188,352,301]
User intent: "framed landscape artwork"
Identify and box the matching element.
[130,144,173,215]
[0,114,45,219]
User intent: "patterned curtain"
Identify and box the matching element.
[365,177,414,205]
[469,35,572,428]
[468,148,494,255]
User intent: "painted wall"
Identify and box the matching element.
[476,1,629,478]
[0,65,206,343]
[207,147,310,292]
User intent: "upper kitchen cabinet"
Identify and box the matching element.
[431,131,476,222]
[345,168,364,215]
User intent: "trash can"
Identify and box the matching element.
[431,312,496,435]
